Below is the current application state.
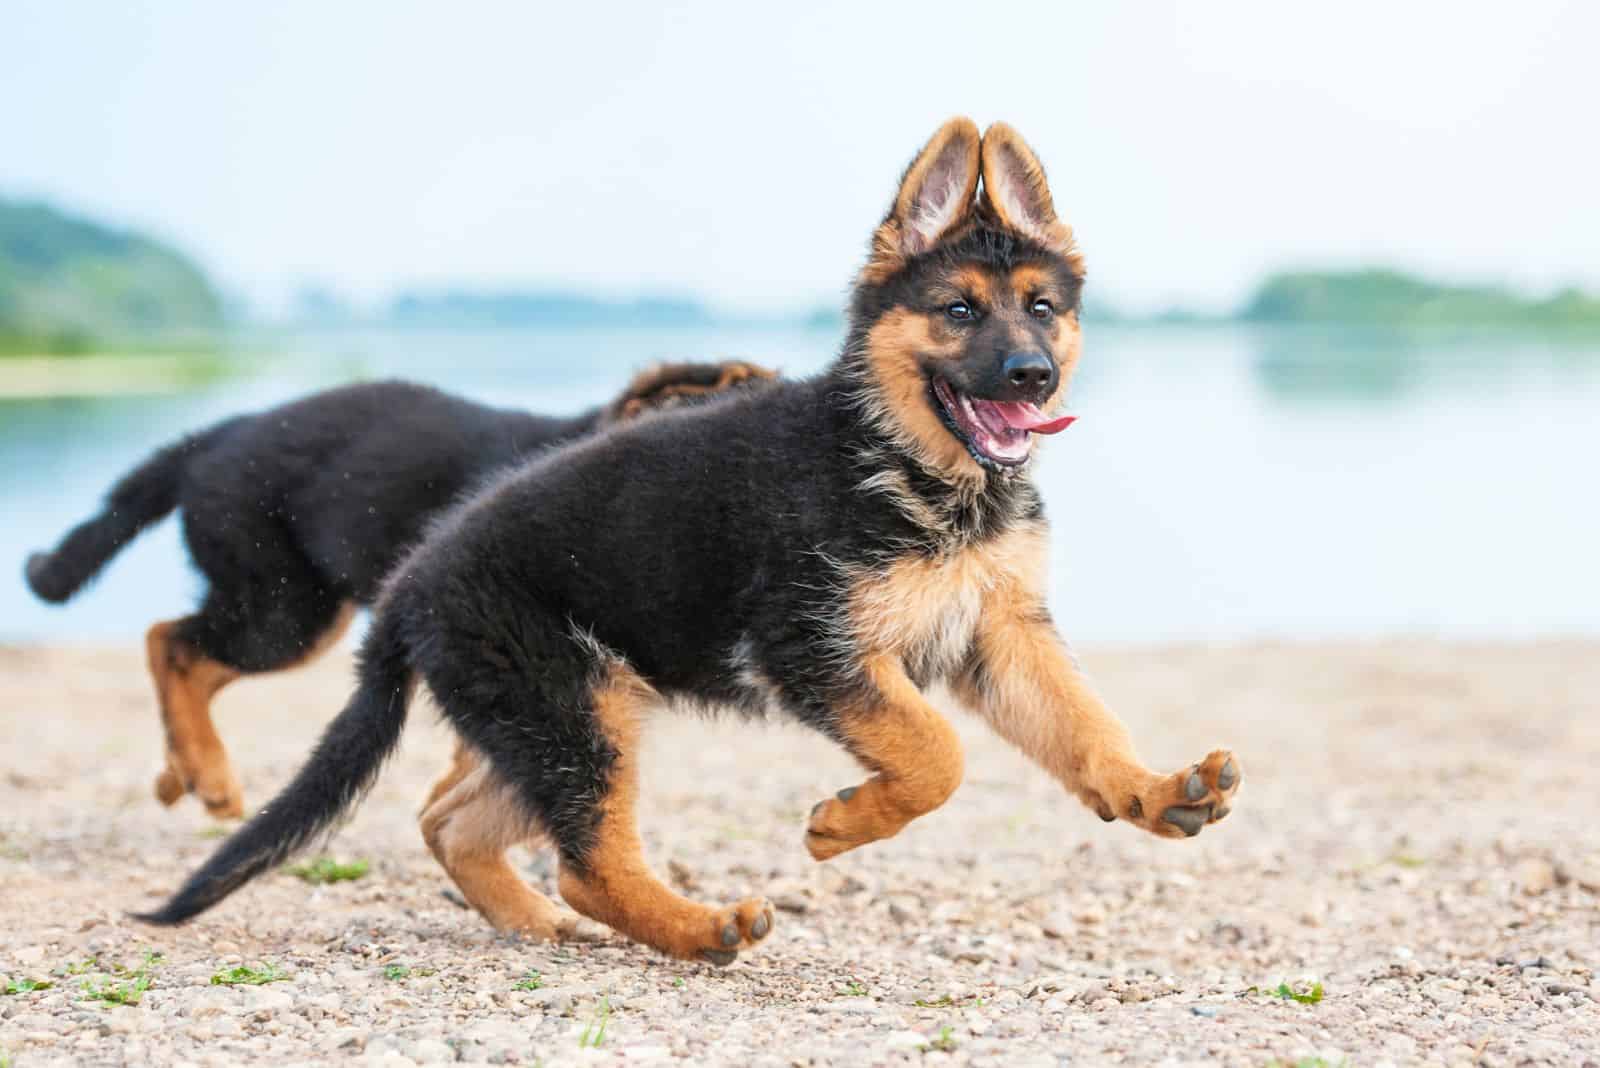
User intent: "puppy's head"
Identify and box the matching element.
[602,360,778,425]
[850,118,1085,480]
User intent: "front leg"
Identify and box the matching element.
[954,605,1239,838]
[805,653,965,860]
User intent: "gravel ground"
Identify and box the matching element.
[2,639,1598,1067]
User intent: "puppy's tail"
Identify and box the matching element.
[134,612,415,925]
[24,418,242,604]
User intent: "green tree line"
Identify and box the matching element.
[0,198,224,356]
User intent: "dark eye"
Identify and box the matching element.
[945,300,974,322]
[1030,298,1055,320]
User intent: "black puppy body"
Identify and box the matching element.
[145,120,1241,962]
[27,363,773,817]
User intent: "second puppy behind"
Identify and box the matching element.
[25,361,776,817]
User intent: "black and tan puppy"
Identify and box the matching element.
[25,361,775,817]
[139,119,1241,964]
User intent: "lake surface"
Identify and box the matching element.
[3,323,1598,642]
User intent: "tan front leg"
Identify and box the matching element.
[804,653,965,860]
[955,602,1240,839]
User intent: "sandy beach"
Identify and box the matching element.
[1,639,1597,1066]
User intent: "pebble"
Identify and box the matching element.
[1517,857,1558,896]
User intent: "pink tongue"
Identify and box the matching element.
[987,401,1077,435]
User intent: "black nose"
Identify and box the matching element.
[1001,352,1056,397]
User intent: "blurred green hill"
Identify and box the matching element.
[1243,268,1600,328]
[0,198,224,355]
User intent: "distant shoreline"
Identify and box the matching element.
[0,352,235,399]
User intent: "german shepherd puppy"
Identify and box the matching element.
[139,120,1240,964]
[25,362,774,817]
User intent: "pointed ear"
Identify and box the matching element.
[979,122,1080,263]
[866,117,981,277]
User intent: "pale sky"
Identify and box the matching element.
[4,1,1597,315]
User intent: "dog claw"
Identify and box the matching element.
[1213,805,1231,821]
[836,786,857,801]
[720,923,739,947]
[1184,770,1207,801]
[1162,804,1211,837]
[751,910,771,940]
[1217,758,1238,791]
[701,949,737,966]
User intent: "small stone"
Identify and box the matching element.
[884,1030,927,1050]
[818,998,881,1015]
[1516,856,1557,895]
[1191,1005,1219,1018]
[620,1045,672,1060]
[240,986,296,1015]
[408,1038,457,1064]
[188,991,235,1020]
[666,859,698,891]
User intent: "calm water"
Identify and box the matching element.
[3,323,1598,642]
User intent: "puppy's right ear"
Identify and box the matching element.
[863,117,981,283]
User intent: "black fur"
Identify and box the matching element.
[143,125,1085,925]
[24,421,240,604]
[26,369,770,674]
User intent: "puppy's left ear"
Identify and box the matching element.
[979,123,1082,269]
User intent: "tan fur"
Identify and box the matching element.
[418,741,572,938]
[555,665,775,961]
[949,534,1240,837]
[951,266,996,308]
[420,736,479,812]
[862,309,986,486]
[611,360,777,422]
[977,122,1086,275]
[147,622,243,817]
[861,117,982,286]
[149,603,355,818]
[804,652,964,860]
[847,523,1047,676]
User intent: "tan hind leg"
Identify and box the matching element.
[418,745,573,939]
[148,622,242,818]
[555,666,775,965]
[148,603,355,819]
[421,736,479,812]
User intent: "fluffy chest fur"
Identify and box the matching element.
[845,521,1048,686]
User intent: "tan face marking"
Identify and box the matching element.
[863,308,984,483]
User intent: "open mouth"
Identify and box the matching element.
[932,378,1076,468]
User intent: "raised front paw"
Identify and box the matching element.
[1124,749,1240,839]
